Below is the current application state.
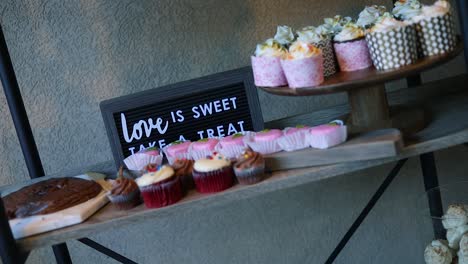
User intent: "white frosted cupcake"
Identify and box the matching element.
[442,204,468,229]
[333,23,373,72]
[447,225,468,250]
[424,240,452,264]
[251,38,288,87]
[459,233,468,264]
[356,5,387,29]
[392,0,423,21]
[192,152,235,193]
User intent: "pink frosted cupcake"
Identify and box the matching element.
[216,133,251,159]
[251,38,288,87]
[192,152,234,193]
[136,165,183,208]
[308,120,347,149]
[281,41,324,88]
[246,129,283,154]
[333,23,373,72]
[123,147,163,176]
[277,125,311,151]
[163,140,192,165]
[190,138,219,160]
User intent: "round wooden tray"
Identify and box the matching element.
[259,41,463,96]
[258,40,463,135]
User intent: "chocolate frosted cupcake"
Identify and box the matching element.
[172,159,195,193]
[234,150,265,185]
[107,167,141,210]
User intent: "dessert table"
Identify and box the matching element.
[1,2,468,264]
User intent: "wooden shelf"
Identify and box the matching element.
[8,74,468,252]
[259,41,463,96]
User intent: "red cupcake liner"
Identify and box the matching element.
[192,166,235,193]
[139,176,183,208]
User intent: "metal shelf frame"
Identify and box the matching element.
[0,1,467,263]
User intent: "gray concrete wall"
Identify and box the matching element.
[0,0,466,263]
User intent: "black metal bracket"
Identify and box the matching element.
[325,159,408,263]
[78,238,138,264]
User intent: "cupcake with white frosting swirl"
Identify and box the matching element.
[274,25,296,47]
[251,38,288,87]
[357,5,387,29]
[366,13,418,70]
[192,152,235,193]
[393,0,423,21]
[424,240,453,264]
[333,23,373,71]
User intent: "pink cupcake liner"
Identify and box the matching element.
[123,153,163,171]
[277,130,310,152]
[245,138,282,155]
[162,146,192,165]
[307,124,348,149]
[280,55,324,88]
[192,167,235,193]
[139,177,183,208]
[251,56,288,87]
[334,38,373,72]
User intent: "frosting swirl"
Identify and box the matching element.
[274,25,296,46]
[317,16,352,36]
[110,177,139,196]
[392,0,422,21]
[296,26,325,44]
[284,41,321,60]
[356,5,387,28]
[234,150,264,170]
[371,14,408,33]
[412,0,451,22]
[333,23,365,42]
[172,159,194,178]
[255,38,287,57]
[136,165,174,187]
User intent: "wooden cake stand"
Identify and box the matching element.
[259,41,463,135]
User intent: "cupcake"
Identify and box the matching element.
[246,129,283,154]
[216,133,250,159]
[233,149,265,185]
[192,152,234,193]
[333,23,373,71]
[366,13,418,70]
[251,38,288,87]
[308,120,347,149]
[317,16,353,37]
[392,0,422,21]
[136,165,183,208]
[123,147,163,176]
[273,25,296,48]
[190,138,219,160]
[356,5,387,29]
[280,41,324,88]
[163,140,192,165]
[411,0,456,57]
[296,26,338,77]
[277,125,310,152]
[107,167,142,210]
[424,240,452,264]
[447,225,468,250]
[442,204,468,229]
[459,234,468,264]
[172,159,195,193]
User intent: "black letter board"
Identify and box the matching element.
[100,67,264,168]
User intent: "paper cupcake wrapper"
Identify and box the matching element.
[366,25,418,71]
[308,125,347,149]
[334,38,373,72]
[414,13,457,57]
[251,56,288,87]
[192,167,234,193]
[139,177,183,208]
[277,130,310,152]
[245,136,282,155]
[190,149,216,161]
[215,144,248,160]
[107,190,142,210]
[280,55,324,88]
[314,38,338,77]
[162,147,192,165]
[123,153,163,171]
[234,163,265,185]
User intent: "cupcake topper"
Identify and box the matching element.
[198,138,210,142]
[260,129,270,133]
[296,125,306,128]
[329,120,344,126]
[144,147,159,151]
[171,140,185,145]
[232,133,244,138]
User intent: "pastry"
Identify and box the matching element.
[190,138,219,160]
[447,225,468,250]
[216,133,250,159]
[366,13,418,70]
[424,240,452,264]
[136,165,183,208]
[4,177,102,219]
[296,26,338,77]
[333,23,373,72]
[274,25,296,47]
[233,149,265,185]
[123,147,163,175]
[163,140,192,165]
[107,167,141,210]
[458,233,468,264]
[277,125,310,152]
[281,41,324,88]
[308,120,347,149]
[316,16,353,37]
[392,0,422,21]
[192,152,234,193]
[251,38,288,87]
[172,159,195,193]
[442,204,468,229]
[356,5,387,29]
[246,129,283,154]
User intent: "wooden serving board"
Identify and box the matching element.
[3,173,111,239]
[265,128,403,171]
